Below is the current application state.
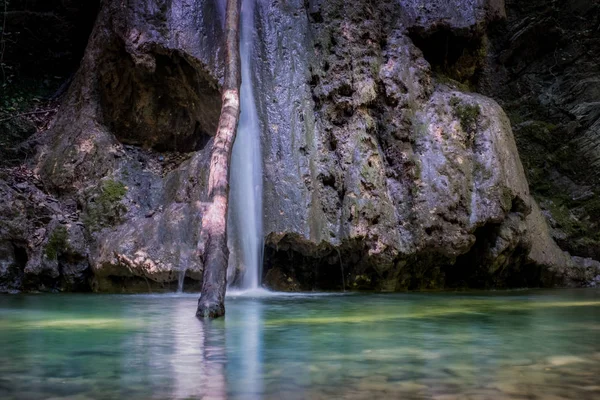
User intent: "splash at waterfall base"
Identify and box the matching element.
[1,0,600,295]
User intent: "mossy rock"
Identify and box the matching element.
[434,72,471,92]
[449,96,481,138]
[511,119,600,256]
[100,180,127,202]
[45,226,69,260]
[83,179,128,232]
[540,195,600,244]
[515,121,558,144]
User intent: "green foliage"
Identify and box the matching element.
[84,179,128,232]
[537,193,600,247]
[449,96,481,137]
[45,226,68,260]
[545,199,585,235]
[101,179,127,202]
[0,79,58,116]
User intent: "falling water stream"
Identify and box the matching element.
[228,0,264,292]
[178,1,263,294]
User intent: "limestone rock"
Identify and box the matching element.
[1,0,596,292]
[28,0,224,291]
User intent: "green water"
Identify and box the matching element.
[0,290,599,399]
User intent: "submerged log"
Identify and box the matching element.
[196,0,242,318]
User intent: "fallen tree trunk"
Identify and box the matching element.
[196,0,242,318]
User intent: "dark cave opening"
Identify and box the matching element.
[447,221,537,289]
[260,236,391,292]
[1,242,28,289]
[12,243,28,269]
[263,246,344,291]
[447,223,502,288]
[98,44,222,153]
[408,27,486,85]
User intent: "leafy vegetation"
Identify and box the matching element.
[45,226,68,260]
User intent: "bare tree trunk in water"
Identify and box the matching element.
[196,0,241,318]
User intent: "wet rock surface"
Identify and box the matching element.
[0,168,90,292]
[258,0,599,290]
[1,0,225,292]
[0,0,598,292]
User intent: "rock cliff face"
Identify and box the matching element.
[0,0,598,292]
[2,0,225,292]
[480,0,600,261]
[258,0,598,291]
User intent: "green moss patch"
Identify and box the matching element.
[83,179,128,232]
[45,226,68,260]
[100,180,127,202]
[434,73,471,92]
[450,96,481,138]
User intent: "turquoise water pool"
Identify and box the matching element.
[0,289,599,399]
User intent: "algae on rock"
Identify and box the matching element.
[83,179,127,232]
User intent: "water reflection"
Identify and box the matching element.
[0,291,599,399]
[226,298,264,399]
[171,303,226,399]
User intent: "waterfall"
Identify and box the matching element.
[228,0,264,291]
[177,268,186,293]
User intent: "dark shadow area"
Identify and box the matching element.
[0,0,101,166]
[0,0,100,102]
[98,43,221,153]
[447,222,535,289]
[482,0,600,261]
[56,255,92,292]
[263,246,345,291]
[0,242,27,290]
[261,236,389,291]
[97,275,201,293]
[408,27,486,86]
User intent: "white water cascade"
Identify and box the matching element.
[228,0,264,292]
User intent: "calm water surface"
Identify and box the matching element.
[0,289,599,399]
